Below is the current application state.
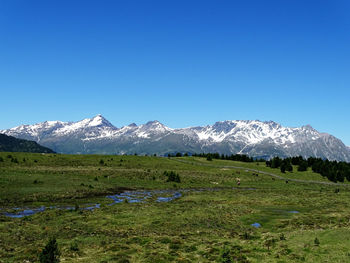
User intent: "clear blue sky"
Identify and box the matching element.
[1,0,349,145]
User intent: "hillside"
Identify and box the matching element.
[0,134,55,153]
[1,153,350,262]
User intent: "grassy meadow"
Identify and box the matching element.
[1,153,350,262]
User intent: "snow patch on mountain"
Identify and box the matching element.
[1,115,349,161]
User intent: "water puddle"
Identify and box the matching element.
[251,222,261,228]
[2,204,103,218]
[2,189,188,218]
[4,207,46,218]
[106,189,182,204]
[1,187,255,218]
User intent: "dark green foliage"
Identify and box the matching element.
[163,171,181,183]
[314,237,320,246]
[0,134,55,153]
[280,159,293,173]
[291,156,304,165]
[218,246,233,263]
[271,157,282,168]
[280,163,286,173]
[99,159,104,165]
[193,153,253,162]
[0,156,3,162]
[39,237,60,263]
[69,242,79,252]
[207,155,213,161]
[218,245,248,263]
[297,160,308,171]
[311,159,350,183]
[267,156,350,183]
[175,152,182,157]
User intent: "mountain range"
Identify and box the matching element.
[1,114,349,161]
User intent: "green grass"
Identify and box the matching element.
[1,153,350,262]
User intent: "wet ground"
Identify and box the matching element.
[2,187,240,218]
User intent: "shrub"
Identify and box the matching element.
[218,245,248,263]
[70,242,79,252]
[314,237,320,246]
[39,237,60,263]
[0,157,3,162]
[164,171,181,183]
[218,246,233,263]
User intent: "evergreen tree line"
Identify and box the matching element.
[266,156,350,183]
[192,153,258,162]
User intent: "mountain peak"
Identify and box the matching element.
[87,114,114,127]
[1,117,349,161]
[145,120,162,125]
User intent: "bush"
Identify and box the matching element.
[70,242,79,252]
[218,246,233,263]
[0,157,3,162]
[164,171,181,183]
[218,245,248,263]
[314,237,320,246]
[298,160,308,171]
[39,237,60,263]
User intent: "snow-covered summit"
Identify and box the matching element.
[1,115,349,161]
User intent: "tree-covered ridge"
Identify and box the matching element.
[0,134,55,153]
[192,152,257,162]
[266,156,350,183]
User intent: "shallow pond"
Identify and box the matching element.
[1,187,256,218]
[251,222,261,228]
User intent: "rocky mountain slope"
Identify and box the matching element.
[1,115,349,161]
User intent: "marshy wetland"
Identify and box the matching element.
[1,153,350,262]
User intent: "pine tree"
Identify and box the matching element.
[39,237,60,263]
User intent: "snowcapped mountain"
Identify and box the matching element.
[1,115,350,161]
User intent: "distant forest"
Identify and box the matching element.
[266,156,350,183]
